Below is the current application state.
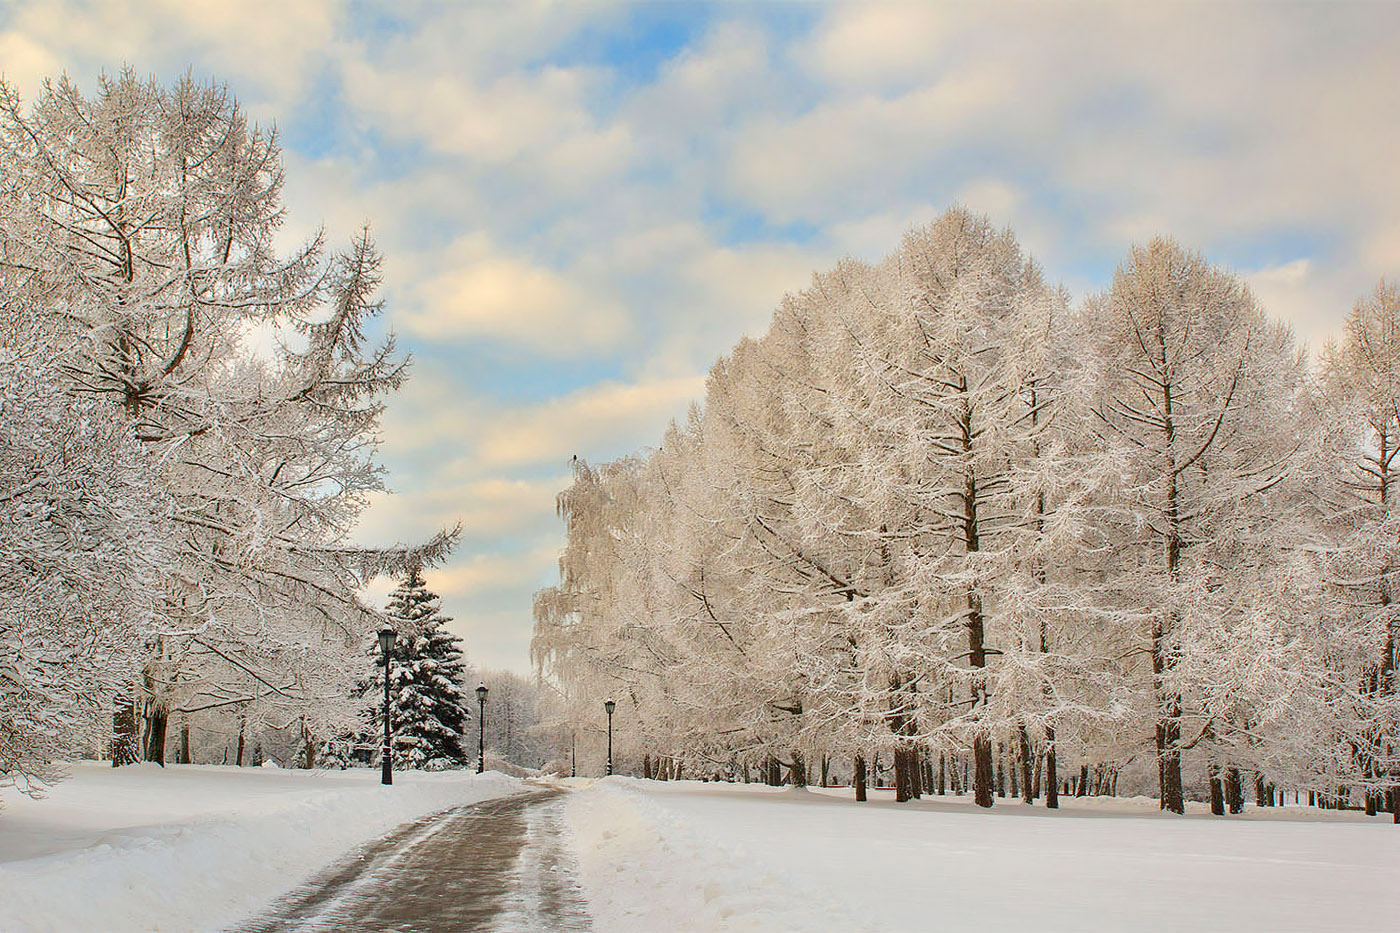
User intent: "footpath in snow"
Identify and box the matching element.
[0,761,520,932]
[566,777,1400,932]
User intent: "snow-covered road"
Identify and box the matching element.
[565,778,1400,932]
[238,788,590,932]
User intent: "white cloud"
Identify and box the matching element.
[1,0,337,112]
[475,375,705,469]
[726,64,1017,223]
[797,1,948,91]
[1246,258,1356,353]
[398,235,631,354]
[0,30,60,100]
[355,475,568,549]
[1365,225,1400,276]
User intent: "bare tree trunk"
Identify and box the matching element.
[854,754,867,802]
[144,705,169,766]
[1044,726,1059,809]
[1018,724,1034,804]
[938,752,946,795]
[790,750,808,788]
[300,719,316,769]
[1226,767,1244,814]
[178,722,192,765]
[973,735,995,808]
[235,717,246,767]
[1208,764,1224,816]
[111,693,140,767]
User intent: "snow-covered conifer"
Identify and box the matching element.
[371,569,470,769]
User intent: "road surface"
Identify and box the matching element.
[235,787,590,932]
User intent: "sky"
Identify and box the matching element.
[2,0,1398,674]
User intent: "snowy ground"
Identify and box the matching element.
[566,778,1400,932]
[0,762,520,932]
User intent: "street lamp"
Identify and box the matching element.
[377,624,396,786]
[604,699,616,776]
[475,682,488,774]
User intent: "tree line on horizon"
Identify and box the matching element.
[533,208,1400,820]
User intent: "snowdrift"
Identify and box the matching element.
[0,761,521,932]
[566,778,1400,932]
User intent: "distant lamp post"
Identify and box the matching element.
[604,699,616,776]
[476,682,488,774]
[377,624,396,786]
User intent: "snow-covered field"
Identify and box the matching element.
[0,762,520,932]
[566,778,1400,932]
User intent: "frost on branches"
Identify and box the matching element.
[0,70,455,785]
[0,336,165,798]
[533,208,1399,820]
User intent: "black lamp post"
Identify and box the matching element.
[377,624,396,786]
[604,699,616,776]
[475,682,488,774]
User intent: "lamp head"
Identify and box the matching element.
[604,699,616,715]
[377,624,396,656]
[476,682,488,703]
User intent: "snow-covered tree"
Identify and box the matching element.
[370,569,470,769]
[1317,280,1400,818]
[1081,238,1311,813]
[0,319,166,796]
[0,71,455,767]
[475,669,552,768]
[531,210,1391,821]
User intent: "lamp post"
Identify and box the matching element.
[604,699,616,776]
[475,682,488,774]
[377,624,396,786]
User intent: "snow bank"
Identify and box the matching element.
[569,779,1400,932]
[0,761,521,932]
[566,777,872,931]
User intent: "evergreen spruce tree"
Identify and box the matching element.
[369,568,471,769]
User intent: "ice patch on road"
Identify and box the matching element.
[491,791,591,932]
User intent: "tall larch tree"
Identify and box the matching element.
[1319,280,1400,819]
[0,72,455,767]
[1083,238,1308,813]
